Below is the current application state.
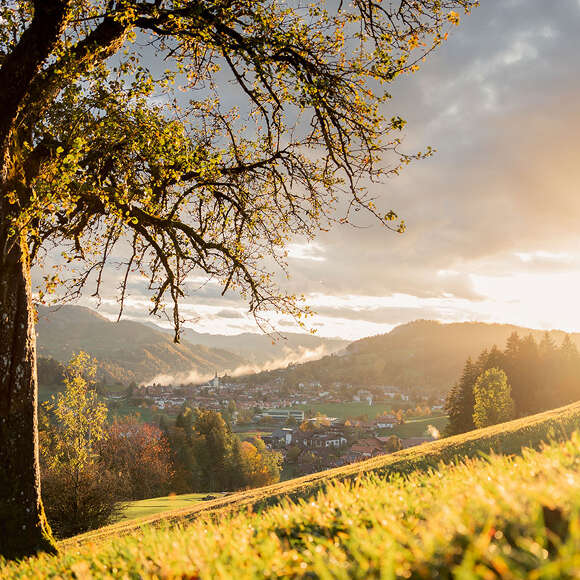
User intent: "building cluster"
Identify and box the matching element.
[136,377,423,416]
[261,416,433,475]
[127,374,443,476]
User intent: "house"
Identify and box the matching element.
[374,414,397,429]
[348,436,393,458]
[296,433,347,449]
[379,386,409,401]
[353,389,373,405]
[259,409,305,422]
[400,437,432,449]
[349,441,383,458]
[320,434,348,448]
[270,428,294,447]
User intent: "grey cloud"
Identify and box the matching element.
[272,0,580,303]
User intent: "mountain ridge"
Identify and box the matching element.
[36,304,247,385]
[248,319,580,392]
[35,305,348,385]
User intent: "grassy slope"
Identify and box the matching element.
[68,402,578,546]
[3,402,580,577]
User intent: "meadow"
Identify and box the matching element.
[2,402,580,578]
[293,401,400,420]
[120,493,225,522]
[389,414,448,438]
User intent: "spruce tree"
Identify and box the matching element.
[516,335,542,415]
[445,357,478,435]
[558,335,580,405]
[538,332,558,410]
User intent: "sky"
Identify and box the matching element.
[53,0,580,341]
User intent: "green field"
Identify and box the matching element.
[121,493,225,522]
[234,429,273,440]
[293,401,399,420]
[3,402,580,578]
[390,414,448,438]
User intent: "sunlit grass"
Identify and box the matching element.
[2,402,580,578]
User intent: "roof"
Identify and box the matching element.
[400,437,432,449]
[350,443,382,454]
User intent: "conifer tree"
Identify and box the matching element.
[444,357,478,435]
[483,345,505,372]
[538,332,558,410]
[558,335,580,404]
[516,335,542,414]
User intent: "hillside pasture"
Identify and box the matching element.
[60,401,580,547]
[3,402,580,578]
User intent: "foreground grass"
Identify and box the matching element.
[64,401,580,546]
[2,402,580,577]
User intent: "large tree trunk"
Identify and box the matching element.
[0,235,56,559]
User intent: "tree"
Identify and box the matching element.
[190,409,233,491]
[556,335,580,405]
[472,368,514,429]
[98,416,175,500]
[537,332,558,410]
[37,356,65,389]
[0,0,476,557]
[39,352,122,538]
[444,357,478,435]
[240,438,282,488]
[381,435,402,453]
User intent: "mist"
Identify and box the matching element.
[144,344,331,386]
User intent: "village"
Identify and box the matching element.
[130,374,447,475]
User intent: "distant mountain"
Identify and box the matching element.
[174,328,349,368]
[255,320,580,393]
[36,305,247,385]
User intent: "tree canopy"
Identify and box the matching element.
[472,367,514,429]
[1,0,476,334]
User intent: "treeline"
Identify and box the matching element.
[40,353,281,538]
[445,332,580,436]
[37,356,65,387]
[162,407,282,493]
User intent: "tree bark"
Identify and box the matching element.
[0,235,56,559]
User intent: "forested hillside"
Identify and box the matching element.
[36,305,247,385]
[267,320,580,392]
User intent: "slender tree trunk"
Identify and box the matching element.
[0,234,56,559]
